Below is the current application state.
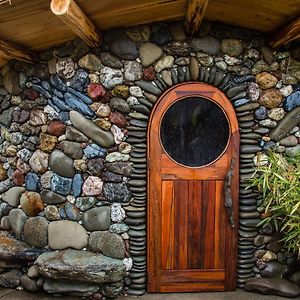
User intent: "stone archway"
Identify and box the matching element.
[125,64,261,295]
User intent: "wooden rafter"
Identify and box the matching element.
[270,16,300,48]
[50,0,102,48]
[0,38,36,63]
[185,0,209,36]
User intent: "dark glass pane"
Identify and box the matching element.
[160,97,230,167]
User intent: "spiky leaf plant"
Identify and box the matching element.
[250,152,300,256]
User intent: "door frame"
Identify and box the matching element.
[147,82,240,292]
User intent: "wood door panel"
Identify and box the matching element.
[148,83,239,293]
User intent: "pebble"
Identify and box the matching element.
[50,173,72,196]
[100,67,124,89]
[256,72,278,89]
[83,143,106,159]
[39,133,58,153]
[41,189,66,205]
[2,187,26,207]
[139,43,163,67]
[221,39,243,56]
[259,88,283,108]
[58,141,83,159]
[106,152,129,162]
[20,192,44,217]
[8,208,28,239]
[78,54,102,71]
[100,52,123,69]
[124,61,143,81]
[25,173,41,191]
[23,217,48,248]
[154,56,174,73]
[70,111,114,148]
[82,176,103,196]
[191,36,220,55]
[111,35,139,60]
[44,205,60,221]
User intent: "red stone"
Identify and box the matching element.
[13,110,30,124]
[47,121,66,137]
[23,88,39,100]
[12,169,25,186]
[109,112,127,128]
[143,66,156,81]
[101,91,112,104]
[87,83,106,100]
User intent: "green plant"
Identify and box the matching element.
[249,151,300,256]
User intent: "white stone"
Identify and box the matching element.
[253,153,269,167]
[123,257,133,271]
[259,119,277,128]
[127,96,139,106]
[100,67,123,89]
[29,150,49,174]
[44,105,59,120]
[224,54,241,66]
[124,61,143,81]
[279,85,293,97]
[111,203,126,223]
[268,108,285,121]
[40,171,53,189]
[129,86,143,98]
[111,125,124,145]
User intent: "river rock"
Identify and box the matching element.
[100,52,123,69]
[20,274,39,292]
[106,152,129,162]
[154,55,174,73]
[0,107,15,127]
[111,203,125,223]
[49,149,75,178]
[259,88,283,108]
[3,70,21,95]
[43,279,99,297]
[191,36,220,55]
[150,23,172,45]
[29,109,47,126]
[89,231,125,259]
[70,111,114,148]
[109,111,127,128]
[279,135,298,146]
[65,126,89,142]
[261,261,287,278]
[56,57,76,79]
[221,39,243,56]
[139,42,163,67]
[8,208,28,239]
[41,189,66,205]
[35,249,125,283]
[256,72,278,89]
[270,107,300,141]
[23,217,48,248]
[268,108,285,121]
[106,162,132,176]
[0,269,22,288]
[82,207,111,231]
[111,35,138,60]
[20,192,44,217]
[44,205,60,221]
[82,176,103,196]
[245,278,300,297]
[78,54,103,71]
[285,145,300,157]
[124,61,142,82]
[29,150,49,174]
[48,220,88,250]
[1,187,26,207]
[283,91,300,111]
[100,67,123,89]
[103,183,131,202]
[86,158,105,176]
[58,141,83,159]
[39,133,58,153]
[50,174,72,196]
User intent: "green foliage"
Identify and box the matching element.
[249,152,300,256]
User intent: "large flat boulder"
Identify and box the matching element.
[0,232,45,261]
[34,249,126,284]
[245,277,300,298]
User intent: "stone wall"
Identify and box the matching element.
[0,20,300,298]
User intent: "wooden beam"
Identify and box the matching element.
[50,0,102,48]
[0,39,36,63]
[185,0,209,36]
[270,16,300,48]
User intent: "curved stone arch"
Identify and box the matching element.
[125,65,261,295]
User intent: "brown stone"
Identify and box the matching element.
[256,72,278,89]
[94,118,111,131]
[12,169,25,186]
[0,164,8,181]
[143,66,156,81]
[112,85,130,99]
[109,112,127,128]
[259,88,283,108]
[47,121,66,137]
[23,88,39,100]
[39,133,58,153]
[20,192,45,217]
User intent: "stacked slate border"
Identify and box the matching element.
[0,21,299,297]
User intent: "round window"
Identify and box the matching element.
[160,97,230,167]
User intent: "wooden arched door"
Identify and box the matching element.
[147,82,239,292]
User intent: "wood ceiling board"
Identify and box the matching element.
[206,0,300,32]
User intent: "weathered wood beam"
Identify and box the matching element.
[185,0,209,36]
[0,39,36,63]
[270,16,300,48]
[50,0,102,48]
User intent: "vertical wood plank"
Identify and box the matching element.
[187,181,202,269]
[174,181,189,270]
[202,180,216,269]
[161,180,175,270]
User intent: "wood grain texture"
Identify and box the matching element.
[270,16,300,48]
[148,82,239,292]
[0,0,299,55]
[51,0,102,47]
[185,0,209,35]
[0,38,36,63]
